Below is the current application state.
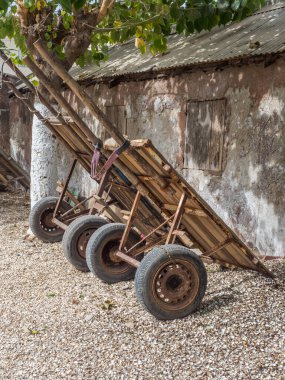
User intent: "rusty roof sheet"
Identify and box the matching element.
[71,3,285,82]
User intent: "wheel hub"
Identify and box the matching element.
[153,259,199,310]
[77,229,95,258]
[40,207,59,233]
[109,247,122,263]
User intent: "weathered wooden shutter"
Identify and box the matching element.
[104,105,127,140]
[185,99,226,172]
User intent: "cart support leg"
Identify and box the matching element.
[96,168,112,198]
[53,159,77,217]
[166,192,187,244]
[119,191,141,251]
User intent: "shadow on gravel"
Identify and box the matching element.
[270,259,285,281]
[199,293,237,315]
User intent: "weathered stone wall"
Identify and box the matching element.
[0,83,10,153]
[61,57,285,258]
[9,94,34,173]
[0,87,33,173]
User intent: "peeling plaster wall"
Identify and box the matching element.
[9,95,34,173]
[52,57,285,258]
[0,87,33,176]
[0,83,10,153]
[30,102,59,207]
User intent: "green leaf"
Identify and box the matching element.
[185,20,194,34]
[60,0,72,13]
[176,17,185,34]
[47,292,56,297]
[30,329,40,335]
[139,44,146,54]
[10,5,17,14]
[76,55,85,67]
[110,29,120,42]
[73,0,86,10]
[63,20,70,30]
[101,300,116,311]
[47,41,52,49]
[23,0,34,9]
[231,0,241,11]
[31,79,39,87]
[170,3,180,19]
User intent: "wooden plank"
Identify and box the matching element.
[130,139,151,148]
[208,99,226,171]
[185,101,212,170]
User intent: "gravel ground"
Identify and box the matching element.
[0,191,284,380]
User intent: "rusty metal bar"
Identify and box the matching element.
[97,168,112,198]
[165,192,187,244]
[60,209,89,222]
[131,236,167,257]
[53,159,77,217]
[115,251,140,268]
[119,191,141,251]
[202,238,233,258]
[60,194,94,218]
[124,214,175,255]
[51,218,68,231]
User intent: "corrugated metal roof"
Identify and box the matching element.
[71,2,285,82]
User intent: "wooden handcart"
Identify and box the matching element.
[1,41,274,320]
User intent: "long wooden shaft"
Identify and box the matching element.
[4,78,90,172]
[0,50,93,157]
[0,50,68,129]
[33,39,168,188]
[23,55,98,146]
[33,40,125,145]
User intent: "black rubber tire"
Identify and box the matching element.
[86,223,144,284]
[135,244,207,320]
[62,215,109,272]
[29,196,72,243]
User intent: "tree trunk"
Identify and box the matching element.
[30,99,58,207]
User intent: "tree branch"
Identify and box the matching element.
[97,0,116,23]
[83,13,163,32]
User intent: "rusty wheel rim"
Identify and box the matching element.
[40,207,62,236]
[77,229,96,259]
[152,259,200,311]
[100,241,130,275]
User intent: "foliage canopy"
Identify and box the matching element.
[0,0,264,69]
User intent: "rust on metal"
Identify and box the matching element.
[115,251,140,268]
[151,258,200,310]
[166,192,187,244]
[119,191,141,251]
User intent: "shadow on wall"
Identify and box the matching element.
[186,91,285,257]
